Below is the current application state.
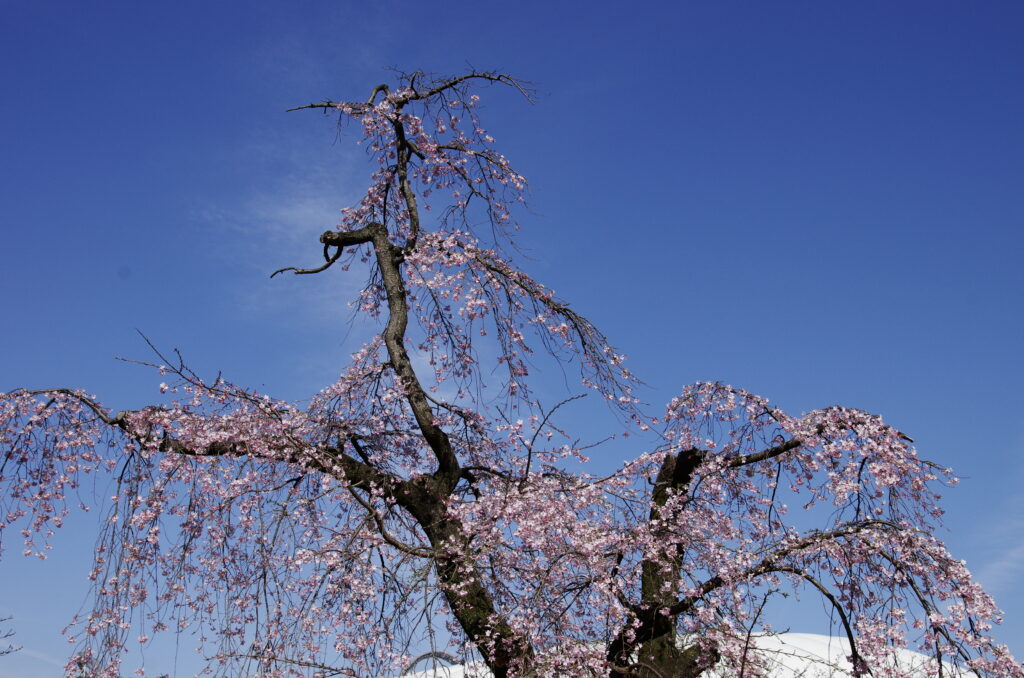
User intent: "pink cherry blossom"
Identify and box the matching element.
[2,71,1020,678]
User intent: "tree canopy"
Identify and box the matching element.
[1,71,1020,678]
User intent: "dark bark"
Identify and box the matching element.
[609,448,713,678]
[399,481,531,678]
[273,76,821,677]
[321,219,532,676]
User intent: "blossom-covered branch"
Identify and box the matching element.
[1,70,1020,678]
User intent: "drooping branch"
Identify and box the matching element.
[13,388,130,427]
[402,651,463,675]
[608,518,901,676]
[773,566,866,676]
[14,387,398,498]
[343,483,433,558]
[670,519,903,618]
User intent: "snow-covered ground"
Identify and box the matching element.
[402,633,960,677]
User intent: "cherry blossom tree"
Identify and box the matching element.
[1,70,1021,678]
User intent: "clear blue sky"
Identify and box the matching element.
[1,1,1022,675]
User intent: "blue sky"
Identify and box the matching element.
[1,1,1022,675]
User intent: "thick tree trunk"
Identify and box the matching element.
[633,638,715,678]
[609,449,713,678]
[396,477,532,678]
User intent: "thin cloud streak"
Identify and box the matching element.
[977,539,1024,597]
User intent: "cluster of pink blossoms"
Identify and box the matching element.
[1,72,1021,677]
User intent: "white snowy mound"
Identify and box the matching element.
[402,633,961,677]
[705,633,954,677]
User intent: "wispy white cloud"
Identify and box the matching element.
[195,122,372,316]
[0,645,67,678]
[977,539,1024,596]
[17,647,65,667]
[180,121,387,399]
[972,504,1024,596]
[966,434,1024,597]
